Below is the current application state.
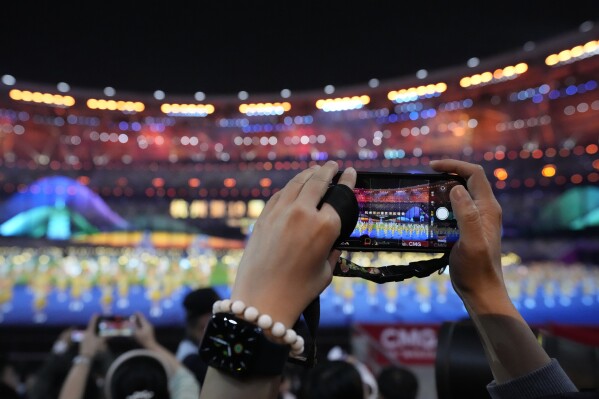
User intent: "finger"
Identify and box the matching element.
[430,159,495,202]
[256,189,281,220]
[449,184,483,245]
[277,165,320,205]
[319,167,358,241]
[297,161,339,206]
[61,327,73,338]
[335,167,357,190]
[87,314,99,332]
[135,311,147,327]
[327,249,342,272]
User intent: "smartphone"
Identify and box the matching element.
[333,171,467,253]
[95,315,135,337]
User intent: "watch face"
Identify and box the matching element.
[200,313,260,376]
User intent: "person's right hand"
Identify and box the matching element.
[132,311,157,349]
[429,159,505,304]
[79,313,105,358]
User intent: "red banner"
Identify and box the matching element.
[356,324,440,365]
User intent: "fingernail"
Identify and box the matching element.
[451,185,466,200]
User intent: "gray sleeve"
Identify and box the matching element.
[487,359,578,399]
[169,366,201,399]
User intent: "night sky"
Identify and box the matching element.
[2,1,598,96]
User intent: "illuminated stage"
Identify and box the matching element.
[1,248,597,328]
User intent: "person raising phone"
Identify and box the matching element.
[58,312,199,399]
[198,159,579,399]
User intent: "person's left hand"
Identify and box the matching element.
[79,314,106,358]
[231,161,356,327]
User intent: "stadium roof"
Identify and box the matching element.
[1,2,598,97]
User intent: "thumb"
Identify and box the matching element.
[327,249,342,272]
[450,184,482,244]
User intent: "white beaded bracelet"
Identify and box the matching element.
[213,299,305,356]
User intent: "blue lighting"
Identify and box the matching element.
[565,85,578,96]
[559,296,572,307]
[419,302,431,313]
[524,298,536,309]
[539,84,550,94]
[549,90,560,99]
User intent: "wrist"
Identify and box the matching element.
[460,285,517,317]
[140,338,160,350]
[231,291,300,328]
[214,299,304,356]
[72,354,91,367]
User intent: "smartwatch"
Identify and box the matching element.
[199,312,290,378]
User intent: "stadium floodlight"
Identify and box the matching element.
[238,91,249,100]
[1,74,16,86]
[416,69,428,79]
[104,87,116,97]
[467,58,480,68]
[57,82,70,93]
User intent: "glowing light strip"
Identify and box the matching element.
[161,103,215,117]
[459,63,528,88]
[87,98,145,113]
[9,89,75,107]
[315,95,370,112]
[239,102,291,116]
[387,83,447,103]
[545,40,599,66]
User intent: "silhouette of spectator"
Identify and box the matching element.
[0,354,21,399]
[27,327,112,399]
[104,349,172,399]
[176,287,221,386]
[377,364,419,399]
[297,359,366,399]
[58,312,199,399]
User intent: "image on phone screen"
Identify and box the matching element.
[335,172,466,252]
[96,315,135,337]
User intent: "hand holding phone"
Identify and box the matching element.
[333,171,467,253]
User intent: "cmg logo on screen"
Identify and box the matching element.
[359,324,440,365]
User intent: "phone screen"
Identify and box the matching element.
[334,171,466,252]
[96,316,135,337]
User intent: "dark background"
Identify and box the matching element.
[2,1,599,95]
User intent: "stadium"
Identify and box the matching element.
[0,4,598,397]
